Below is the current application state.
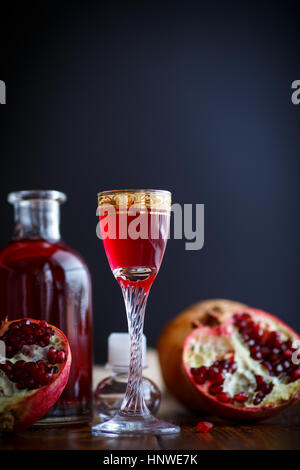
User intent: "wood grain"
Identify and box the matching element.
[1,397,300,450]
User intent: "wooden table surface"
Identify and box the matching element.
[1,394,300,450]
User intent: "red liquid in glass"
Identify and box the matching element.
[0,239,93,419]
[99,210,170,289]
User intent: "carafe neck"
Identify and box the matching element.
[8,190,66,242]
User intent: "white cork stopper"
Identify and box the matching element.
[107,333,147,368]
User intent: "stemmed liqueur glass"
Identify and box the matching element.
[92,189,180,435]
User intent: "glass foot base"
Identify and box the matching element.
[92,413,180,436]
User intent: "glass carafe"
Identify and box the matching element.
[0,190,93,424]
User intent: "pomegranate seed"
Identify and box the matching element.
[42,373,53,385]
[269,354,278,363]
[268,331,282,348]
[212,371,225,384]
[56,351,66,364]
[261,347,270,357]
[25,378,36,390]
[194,373,206,385]
[208,366,219,381]
[4,361,13,372]
[253,391,265,405]
[222,360,232,370]
[18,340,26,349]
[251,351,262,361]
[282,360,291,370]
[192,366,208,385]
[262,361,272,372]
[254,329,264,341]
[255,375,265,389]
[25,362,38,373]
[241,313,251,320]
[258,332,269,346]
[9,323,20,330]
[39,335,50,346]
[233,313,243,322]
[234,393,248,403]
[8,335,21,344]
[250,345,260,354]
[256,376,272,394]
[34,328,42,337]
[290,369,300,382]
[271,347,280,356]
[283,350,293,360]
[25,335,34,345]
[274,363,284,376]
[247,324,254,334]
[234,313,251,327]
[209,383,223,395]
[47,347,57,364]
[40,321,48,329]
[14,360,25,369]
[217,392,231,403]
[19,369,29,381]
[37,361,46,370]
[199,365,208,376]
[48,356,57,366]
[35,369,46,383]
[23,326,33,335]
[196,421,214,433]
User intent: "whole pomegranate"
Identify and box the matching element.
[158,300,300,421]
[0,318,71,433]
[158,299,247,411]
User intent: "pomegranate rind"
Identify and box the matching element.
[183,308,300,422]
[157,299,248,411]
[0,318,71,433]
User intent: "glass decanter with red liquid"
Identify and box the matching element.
[0,190,93,424]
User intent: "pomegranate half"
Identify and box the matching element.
[183,308,300,421]
[158,299,247,411]
[0,318,71,433]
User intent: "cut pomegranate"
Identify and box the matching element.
[196,421,214,433]
[158,299,248,413]
[0,318,71,433]
[182,308,300,421]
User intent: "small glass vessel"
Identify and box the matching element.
[0,190,93,424]
[94,333,161,420]
[93,189,180,435]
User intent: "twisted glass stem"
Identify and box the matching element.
[120,285,150,416]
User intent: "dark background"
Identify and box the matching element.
[0,1,300,363]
